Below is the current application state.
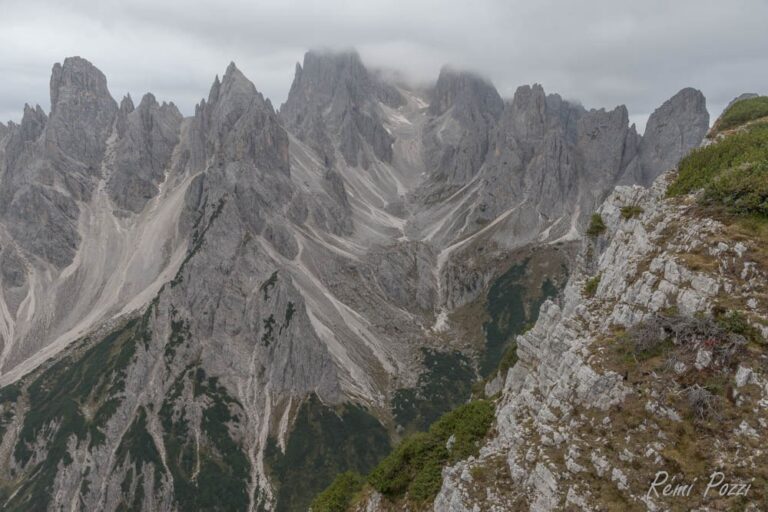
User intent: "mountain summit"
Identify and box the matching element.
[0,51,712,511]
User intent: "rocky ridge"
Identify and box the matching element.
[427,172,768,511]
[0,50,712,511]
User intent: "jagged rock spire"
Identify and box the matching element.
[189,62,288,174]
[638,87,709,185]
[20,103,47,142]
[46,56,118,168]
[281,50,398,168]
[429,67,503,120]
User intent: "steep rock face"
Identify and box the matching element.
[108,94,183,212]
[166,66,338,403]
[196,63,289,173]
[0,61,433,512]
[414,85,648,313]
[0,65,346,512]
[0,106,46,182]
[141,62,343,405]
[430,174,768,511]
[281,51,400,168]
[18,104,48,145]
[478,86,636,226]
[631,87,709,186]
[0,51,715,512]
[0,57,119,271]
[418,68,503,201]
[47,56,118,173]
[408,83,707,288]
[0,58,189,381]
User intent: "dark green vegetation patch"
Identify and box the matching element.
[480,258,564,377]
[262,314,276,346]
[669,121,768,218]
[620,205,644,220]
[368,400,495,504]
[160,366,251,512]
[282,302,296,331]
[2,315,149,512]
[583,274,601,298]
[586,213,607,237]
[310,471,366,512]
[494,343,519,384]
[265,394,390,512]
[0,383,20,441]
[0,300,252,512]
[260,270,278,300]
[714,309,765,346]
[165,312,191,364]
[392,349,474,432]
[714,96,768,133]
[115,407,165,511]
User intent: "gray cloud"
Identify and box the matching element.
[1,0,767,132]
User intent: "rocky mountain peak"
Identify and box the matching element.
[281,50,396,168]
[223,62,258,96]
[119,94,135,114]
[284,50,372,114]
[137,92,158,110]
[20,103,47,143]
[417,68,504,198]
[511,83,546,106]
[208,74,222,104]
[46,56,118,169]
[209,62,271,115]
[188,64,288,174]
[505,83,550,140]
[109,88,183,211]
[638,87,709,185]
[49,56,113,113]
[0,50,726,512]
[429,67,503,121]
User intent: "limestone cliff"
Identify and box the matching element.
[430,173,767,511]
[0,51,714,512]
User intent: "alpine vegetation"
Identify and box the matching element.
[1,48,765,512]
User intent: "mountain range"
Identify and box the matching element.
[0,50,711,511]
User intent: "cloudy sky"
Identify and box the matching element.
[1,0,767,132]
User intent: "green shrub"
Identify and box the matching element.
[429,399,495,461]
[407,458,444,502]
[310,472,365,512]
[668,122,768,219]
[497,343,519,377]
[478,342,520,398]
[715,310,765,345]
[703,161,768,217]
[583,274,601,297]
[367,432,439,497]
[586,213,607,237]
[367,400,494,504]
[620,205,644,220]
[716,96,768,132]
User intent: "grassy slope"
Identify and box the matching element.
[670,96,768,220]
[712,96,768,134]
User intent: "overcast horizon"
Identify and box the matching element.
[2,0,767,133]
